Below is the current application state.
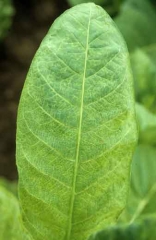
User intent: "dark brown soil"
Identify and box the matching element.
[0,0,69,180]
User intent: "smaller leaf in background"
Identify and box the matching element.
[0,186,31,240]
[115,0,156,52]
[88,216,156,240]
[136,104,156,146]
[131,50,156,114]
[103,0,124,16]
[0,177,18,197]
[120,144,156,223]
[67,0,124,16]
[117,0,156,114]
[67,0,105,6]
[0,0,14,40]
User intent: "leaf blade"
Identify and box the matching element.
[16,3,137,240]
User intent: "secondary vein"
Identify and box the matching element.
[66,7,92,240]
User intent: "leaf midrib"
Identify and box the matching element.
[66,6,92,240]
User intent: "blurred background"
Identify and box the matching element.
[0,0,156,182]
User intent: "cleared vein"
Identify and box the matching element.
[82,110,127,135]
[23,111,74,162]
[22,186,67,219]
[37,65,73,106]
[73,185,125,230]
[83,127,131,163]
[22,211,46,239]
[21,195,65,232]
[86,73,126,107]
[66,7,91,240]
[45,46,80,75]
[76,159,122,195]
[27,91,65,127]
[68,13,87,30]
[70,31,85,49]
[89,31,107,45]
[22,149,71,189]
[87,50,120,79]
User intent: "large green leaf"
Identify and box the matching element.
[16,3,137,240]
[0,186,30,240]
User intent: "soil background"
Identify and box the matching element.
[0,0,69,180]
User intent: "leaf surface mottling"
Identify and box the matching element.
[16,3,137,240]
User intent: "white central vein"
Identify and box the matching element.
[66,7,91,240]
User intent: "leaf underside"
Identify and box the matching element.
[16,3,137,240]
